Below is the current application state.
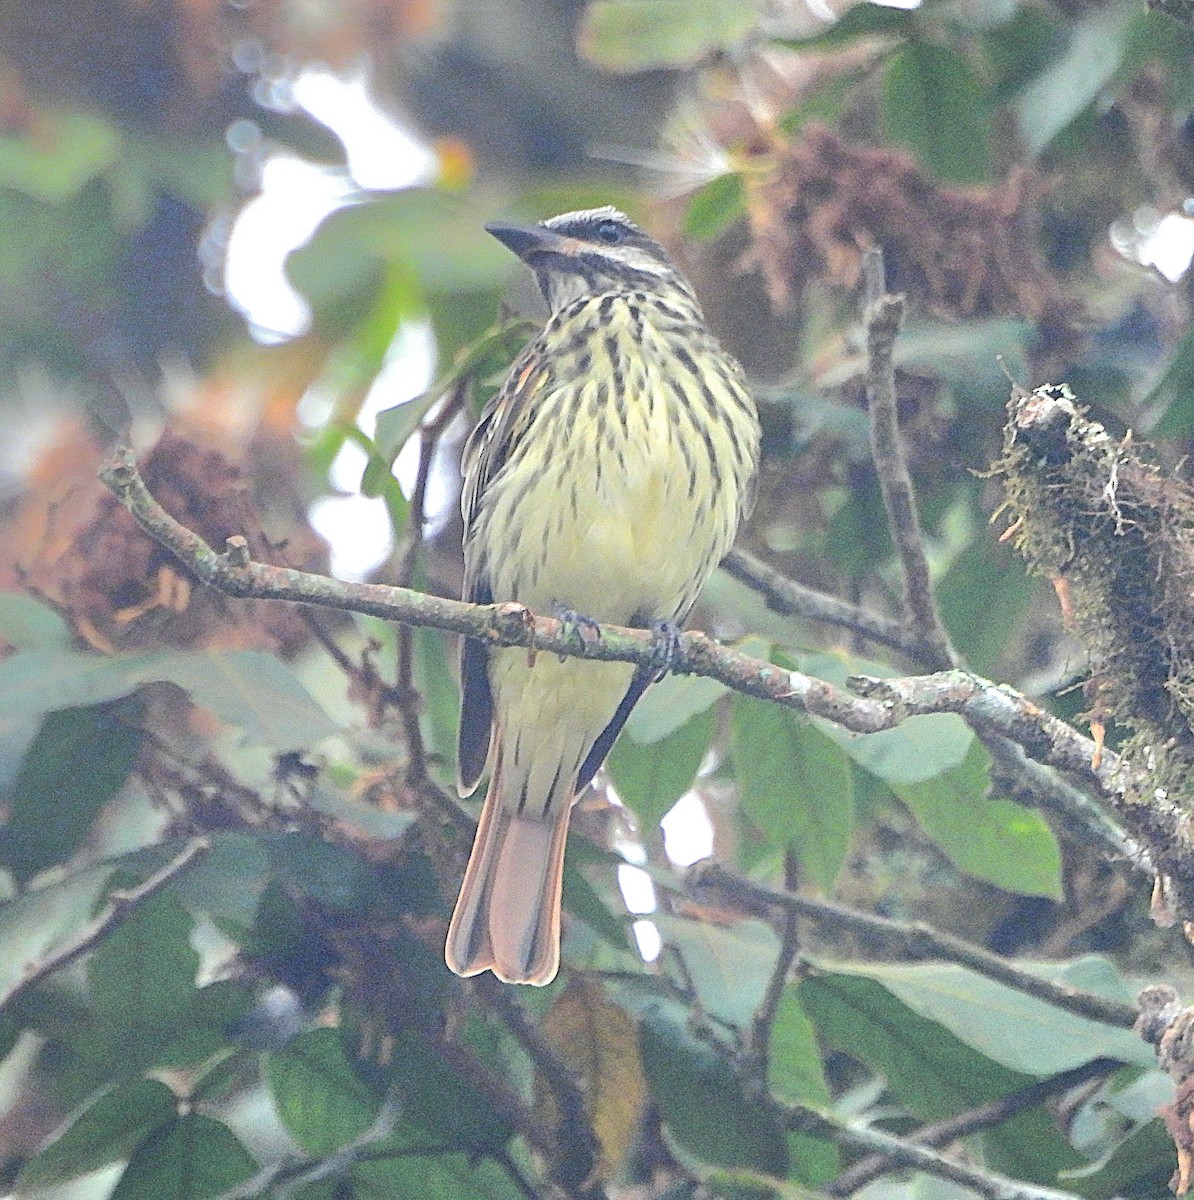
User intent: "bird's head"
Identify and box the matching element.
[486,206,697,314]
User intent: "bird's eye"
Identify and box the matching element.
[594,219,624,244]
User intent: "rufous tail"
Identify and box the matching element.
[445,748,573,986]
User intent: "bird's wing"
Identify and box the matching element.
[457,345,544,795]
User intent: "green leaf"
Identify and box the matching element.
[652,912,778,1030]
[777,0,914,48]
[624,669,726,742]
[935,536,1040,676]
[413,624,461,776]
[563,853,630,950]
[160,980,257,1068]
[891,741,1063,898]
[802,967,1030,1117]
[170,831,274,928]
[768,988,829,1107]
[980,5,1064,102]
[768,989,839,1186]
[0,702,143,883]
[1147,324,1194,438]
[684,173,745,240]
[386,1027,514,1154]
[731,695,853,890]
[0,862,114,1004]
[1012,4,1132,155]
[824,473,893,575]
[1061,1109,1176,1196]
[829,712,975,786]
[0,649,337,750]
[287,189,512,314]
[374,391,439,463]
[882,41,992,182]
[639,1009,789,1176]
[142,650,339,751]
[88,895,201,1069]
[267,1028,382,1155]
[353,1152,524,1200]
[799,652,976,785]
[0,592,72,649]
[578,0,765,72]
[346,424,411,533]
[608,703,715,828]
[1121,9,1194,106]
[19,1079,177,1188]
[820,958,1154,1075]
[112,1114,257,1200]
[800,969,1084,1183]
[265,831,382,912]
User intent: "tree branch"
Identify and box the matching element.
[721,548,920,657]
[0,837,210,1014]
[687,861,1139,1028]
[781,1100,1086,1200]
[473,976,600,1193]
[862,248,956,671]
[746,850,801,1075]
[391,382,466,785]
[824,1056,1121,1195]
[101,445,1194,902]
[96,447,1121,778]
[981,732,1152,874]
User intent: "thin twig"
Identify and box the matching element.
[722,548,919,658]
[297,608,359,678]
[392,382,467,784]
[747,850,801,1075]
[474,976,600,1193]
[982,731,1152,874]
[687,861,1139,1028]
[0,837,210,1013]
[781,1100,1085,1200]
[862,248,956,671]
[492,1147,548,1200]
[824,1057,1121,1195]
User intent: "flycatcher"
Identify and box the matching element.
[447,207,760,984]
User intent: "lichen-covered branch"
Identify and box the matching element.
[992,382,1194,920]
[99,446,1133,795]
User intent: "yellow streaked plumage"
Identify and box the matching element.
[446,206,759,985]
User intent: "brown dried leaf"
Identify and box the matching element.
[539,978,647,1175]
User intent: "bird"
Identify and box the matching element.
[446,206,760,985]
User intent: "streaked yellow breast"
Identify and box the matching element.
[472,291,758,627]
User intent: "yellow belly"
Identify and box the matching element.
[479,380,741,626]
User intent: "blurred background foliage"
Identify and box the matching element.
[2,0,1194,1197]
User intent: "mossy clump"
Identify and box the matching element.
[991,383,1194,803]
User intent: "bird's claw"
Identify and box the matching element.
[551,603,603,658]
[645,619,682,677]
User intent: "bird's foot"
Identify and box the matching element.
[551,603,603,659]
[644,618,683,678]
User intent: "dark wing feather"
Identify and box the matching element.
[457,578,494,795]
[575,665,657,794]
[455,346,544,795]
